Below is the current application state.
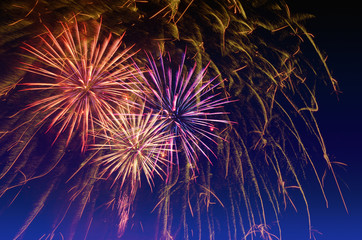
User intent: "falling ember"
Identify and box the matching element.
[19,17,140,151]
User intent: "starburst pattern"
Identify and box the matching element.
[92,106,172,188]
[91,105,173,236]
[20,17,139,150]
[140,52,232,170]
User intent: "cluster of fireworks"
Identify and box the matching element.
[2,16,233,238]
[0,0,345,239]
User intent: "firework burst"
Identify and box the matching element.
[92,106,172,189]
[140,51,233,171]
[20,17,139,151]
[91,105,173,235]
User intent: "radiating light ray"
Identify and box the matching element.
[140,51,233,171]
[20,17,140,151]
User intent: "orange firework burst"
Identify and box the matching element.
[20,17,139,151]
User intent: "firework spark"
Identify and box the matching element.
[20,17,139,151]
[140,52,233,171]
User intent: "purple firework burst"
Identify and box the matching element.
[140,51,233,172]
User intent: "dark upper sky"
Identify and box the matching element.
[283,1,362,239]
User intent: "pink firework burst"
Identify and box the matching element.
[141,51,233,171]
[20,17,140,151]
